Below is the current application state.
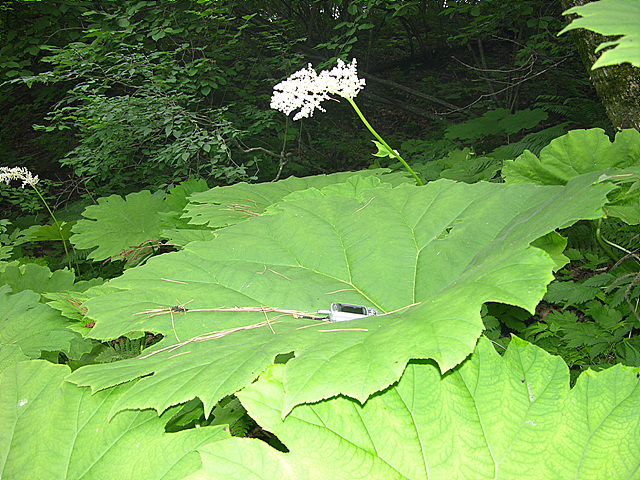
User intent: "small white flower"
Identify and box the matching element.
[0,166,39,188]
[271,59,366,120]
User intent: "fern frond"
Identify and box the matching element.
[230,414,254,437]
[210,395,254,437]
[94,337,145,363]
[496,124,569,157]
[534,95,610,130]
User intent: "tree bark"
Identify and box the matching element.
[559,0,640,131]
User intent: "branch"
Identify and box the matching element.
[360,91,443,122]
[361,72,466,114]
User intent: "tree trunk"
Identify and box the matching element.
[559,0,640,131]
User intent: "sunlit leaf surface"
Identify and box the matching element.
[0,361,228,480]
[68,173,613,418]
[188,337,640,480]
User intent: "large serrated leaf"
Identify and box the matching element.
[182,169,408,228]
[503,129,640,185]
[559,0,640,69]
[67,173,614,419]
[0,262,102,298]
[159,178,213,235]
[0,285,81,358]
[0,263,76,295]
[0,360,228,480]
[187,337,640,480]
[71,190,169,261]
[0,345,28,374]
[503,128,640,223]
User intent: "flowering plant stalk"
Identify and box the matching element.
[271,59,424,185]
[0,167,78,272]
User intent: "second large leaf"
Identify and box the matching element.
[69,173,614,417]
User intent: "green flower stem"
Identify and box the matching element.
[595,218,617,262]
[596,217,640,267]
[345,97,424,186]
[31,185,78,273]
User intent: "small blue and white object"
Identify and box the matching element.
[318,303,379,322]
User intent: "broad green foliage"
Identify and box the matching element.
[1,1,638,476]
[67,173,614,419]
[71,190,169,261]
[0,345,28,373]
[159,178,214,245]
[71,172,404,263]
[399,109,557,185]
[183,169,408,228]
[0,262,104,369]
[163,178,211,221]
[502,128,640,223]
[187,337,640,480]
[503,128,640,184]
[0,286,80,360]
[412,147,503,184]
[0,262,75,294]
[559,0,640,68]
[530,231,569,271]
[523,247,640,370]
[445,108,548,141]
[0,360,228,480]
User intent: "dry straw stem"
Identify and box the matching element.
[134,302,422,358]
[139,319,284,359]
[220,201,260,218]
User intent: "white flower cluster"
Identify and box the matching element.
[0,166,39,188]
[270,58,366,120]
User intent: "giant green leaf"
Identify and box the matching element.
[0,345,28,374]
[445,108,548,140]
[187,336,640,480]
[0,286,80,358]
[67,173,614,419]
[159,178,214,246]
[0,262,75,295]
[503,128,640,184]
[182,169,408,228]
[502,128,640,223]
[0,360,228,480]
[71,190,169,261]
[559,0,640,69]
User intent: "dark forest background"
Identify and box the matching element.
[1,0,629,211]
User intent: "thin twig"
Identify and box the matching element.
[261,305,276,334]
[356,196,375,212]
[168,351,191,359]
[134,305,319,319]
[161,278,188,284]
[268,269,292,281]
[294,321,331,331]
[378,302,422,316]
[325,289,357,294]
[170,309,180,342]
[139,319,283,359]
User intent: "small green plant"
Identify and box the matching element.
[0,167,78,272]
[522,243,640,375]
[0,219,18,260]
[93,336,148,364]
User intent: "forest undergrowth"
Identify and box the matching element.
[1,1,639,479]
